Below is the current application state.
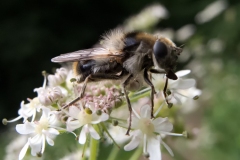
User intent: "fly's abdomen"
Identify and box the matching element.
[73,60,96,82]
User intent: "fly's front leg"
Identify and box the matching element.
[122,74,133,135]
[149,68,166,74]
[79,75,91,98]
[149,69,170,105]
[163,77,170,106]
[63,75,91,109]
[143,69,156,119]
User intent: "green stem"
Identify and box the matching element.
[106,145,120,160]
[129,147,142,160]
[100,123,120,148]
[82,135,89,160]
[89,125,100,160]
[129,91,150,103]
[81,154,86,160]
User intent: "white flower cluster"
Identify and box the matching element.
[3,67,200,160]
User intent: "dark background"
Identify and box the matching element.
[1,0,240,160]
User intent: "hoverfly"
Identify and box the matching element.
[51,30,183,135]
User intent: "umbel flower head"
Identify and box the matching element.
[16,108,60,159]
[2,67,199,160]
[124,104,184,160]
[66,103,109,144]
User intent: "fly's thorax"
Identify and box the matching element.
[122,33,156,75]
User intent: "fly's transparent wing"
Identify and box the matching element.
[51,48,123,62]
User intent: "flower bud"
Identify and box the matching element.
[37,152,42,157]
[143,152,150,158]
[166,89,171,95]
[114,98,123,108]
[61,116,68,123]
[35,87,63,106]
[48,68,68,87]
[168,103,173,108]
[70,78,76,83]
[193,95,199,100]
[112,120,118,126]
[96,110,102,116]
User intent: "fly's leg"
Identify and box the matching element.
[149,68,166,74]
[143,69,156,119]
[122,74,133,135]
[148,69,170,105]
[163,77,170,105]
[63,74,123,109]
[63,75,91,109]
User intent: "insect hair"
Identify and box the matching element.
[101,29,125,52]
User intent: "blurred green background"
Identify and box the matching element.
[1,0,240,159]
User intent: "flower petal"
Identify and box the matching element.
[79,125,87,144]
[41,107,51,117]
[140,105,151,118]
[19,140,30,160]
[124,130,142,151]
[68,106,81,119]
[48,113,59,126]
[152,117,167,126]
[99,113,109,121]
[66,119,81,131]
[30,134,43,145]
[175,70,190,77]
[147,136,161,160]
[171,79,196,89]
[29,136,43,156]
[46,136,54,146]
[16,122,35,134]
[169,94,182,105]
[88,125,100,140]
[131,117,139,129]
[91,113,109,124]
[153,118,173,133]
[41,135,46,154]
[21,104,35,118]
[48,128,59,135]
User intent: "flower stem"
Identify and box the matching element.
[129,90,150,103]
[89,125,99,160]
[129,147,142,160]
[100,123,120,148]
[106,145,120,160]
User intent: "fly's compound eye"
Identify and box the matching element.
[153,41,168,60]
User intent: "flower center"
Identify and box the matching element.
[29,98,39,109]
[78,110,92,125]
[138,118,154,135]
[35,118,49,134]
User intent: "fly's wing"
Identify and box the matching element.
[51,48,123,63]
